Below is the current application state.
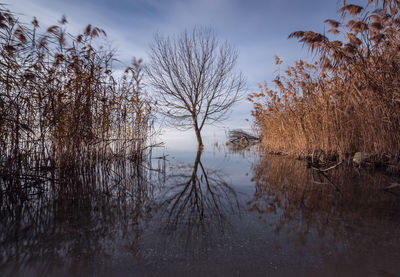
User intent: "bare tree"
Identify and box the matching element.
[146,27,245,149]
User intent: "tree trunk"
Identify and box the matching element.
[195,127,203,150]
[193,117,204,150]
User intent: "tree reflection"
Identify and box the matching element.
[0,148,242,274]
[158,150,240,242]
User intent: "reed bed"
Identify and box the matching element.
[250,0,400,164]
[0,7,153,200]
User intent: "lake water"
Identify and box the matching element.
[1,133,400,277]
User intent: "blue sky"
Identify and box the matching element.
[4,0,364,149]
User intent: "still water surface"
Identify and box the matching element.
[1,140,400,276]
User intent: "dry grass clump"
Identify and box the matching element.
[250,0,400,162]
[0,7,152,167]
[0,7,153,200]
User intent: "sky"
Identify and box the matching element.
[3,0,364,149]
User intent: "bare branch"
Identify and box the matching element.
[146,27,245,147]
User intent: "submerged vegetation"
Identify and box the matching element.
[250,0,400,165]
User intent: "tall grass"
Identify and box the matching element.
[250,0,400,162]
[0,7,152,199]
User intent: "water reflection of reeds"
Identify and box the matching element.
[0,147,243,274]
[248,155,400,275]
[0,150,158,276]
[250,154,400,243]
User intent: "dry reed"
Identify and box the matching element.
[0,7,152,199]
[250,0,400,164]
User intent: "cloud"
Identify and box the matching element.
[4,0,346,80]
